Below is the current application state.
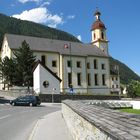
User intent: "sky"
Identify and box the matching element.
[0,0,140,76]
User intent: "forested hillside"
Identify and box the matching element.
[110,57,140,84]
[0,13,140,84]
[0,13,80,47]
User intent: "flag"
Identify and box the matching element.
[64,44,69,49]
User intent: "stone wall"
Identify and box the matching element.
[62,103,114,140]
[39,94,122,103]
[0,90,27,100]
[62,100,140,140]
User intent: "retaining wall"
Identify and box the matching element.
[62,100,140,140]
[39,94,122,103]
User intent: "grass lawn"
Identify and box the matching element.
[119,109,140,115]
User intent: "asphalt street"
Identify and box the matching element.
[0,103,61,140]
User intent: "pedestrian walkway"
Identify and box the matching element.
[29,110,73,140]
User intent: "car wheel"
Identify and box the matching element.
[29,103,33,107]
[12,102,15,106]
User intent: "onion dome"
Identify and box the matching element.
[91,20,106,30]
[91,10,106,30]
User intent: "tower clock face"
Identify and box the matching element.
[100,44,106,51]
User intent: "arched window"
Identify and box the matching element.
[94,33,96,40]
[41,55,46,65]
[101,32,104,39]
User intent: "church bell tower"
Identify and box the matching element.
[91,10,109,54]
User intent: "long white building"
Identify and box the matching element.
[0,10,120,94]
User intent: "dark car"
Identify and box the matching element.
[10,95,41,106]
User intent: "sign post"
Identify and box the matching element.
[52,88,56,103]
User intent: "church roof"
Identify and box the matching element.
[91,10,106,30]
[91,20,106,30]
[5,34,109,57]
[33,60,62,82]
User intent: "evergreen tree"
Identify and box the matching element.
[14,40,36,89]
[0,57,16,89]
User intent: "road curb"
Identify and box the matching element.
[28,119,40,140]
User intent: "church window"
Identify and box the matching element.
[102,74,106,86]
[52,60,57,67]
[68,73,72,87]
[77,73,81,86]
[67,60,71,67]
[94,74,98,86]
[101,32,104,39]
[101,64,105,70]
[41,55,46,65]
[87,63,90,69]
[94,59,98,69]
[94,33,96,39]
[77,61,81,68]
[87,73,91,86]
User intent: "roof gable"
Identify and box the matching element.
[33,60,62,82]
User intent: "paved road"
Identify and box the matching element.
[0,103,61,140]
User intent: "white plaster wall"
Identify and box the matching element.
[88,88,110,94]
[63,55,87,93]
[33,65,40,94]
[1,37,12,59]
[59,55,63,92]
[86,56,110,94]
[0,37,116,95]
[34,52,60,76]
[39,64,60,94]
[110,75,120,93]
[91,29,107,43]
[62,55,111,94]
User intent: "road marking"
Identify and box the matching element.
[28,120,40,140]
[0,114,11,120]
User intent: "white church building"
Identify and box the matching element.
[0,10,120,94]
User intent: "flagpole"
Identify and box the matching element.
[70,43,72,84]
[69,43,73,99]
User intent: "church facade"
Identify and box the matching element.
[0,10,120,94]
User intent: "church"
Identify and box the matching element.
[0,10,120,94]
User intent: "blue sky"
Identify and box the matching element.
[0,0,140,76]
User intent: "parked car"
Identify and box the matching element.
[10,95,41,106]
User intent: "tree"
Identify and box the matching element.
[14,40,36,89]
[127,80,140,97]
[0,57,16,89]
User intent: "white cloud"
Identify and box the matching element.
[67,15,75,19]
[12,7,63,28]
[47,14,64,28]
[77,35,82,41]
[18,0,41,4]
[40,1,51,7]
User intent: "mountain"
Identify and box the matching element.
[110,57,140,84]
[0,13,140,85]
[0,13,80,47]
